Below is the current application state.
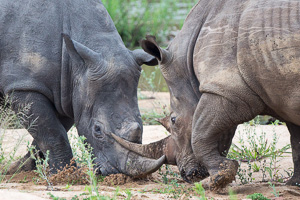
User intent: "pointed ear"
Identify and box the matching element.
[140,35,171,64]
[62,33,102,64]
[131,49,158,66]
[156,115,171,133]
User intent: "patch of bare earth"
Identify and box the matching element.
[1,92,300,199]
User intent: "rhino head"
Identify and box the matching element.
[111,36,209,182]
[62,34,165,177]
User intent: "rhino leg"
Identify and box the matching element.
[9,91,73,173]
[8,115,74,174]
[7,140,42,174]
[286,122,300,186]
[191,93,264,190]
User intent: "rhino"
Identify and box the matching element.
[112,0,300,189]
[0,0,166,176]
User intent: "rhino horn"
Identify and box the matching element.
[156,116,171,133]
[122,153,166,177]
[111,133,176,165]
[140,35,172,64]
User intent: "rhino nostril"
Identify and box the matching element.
[95,167,102,175]
[180,169,192,183]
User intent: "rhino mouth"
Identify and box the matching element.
[180,167,209,183]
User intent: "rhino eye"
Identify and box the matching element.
[171,117,176,124]
[94,125,103,138]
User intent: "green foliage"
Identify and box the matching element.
[0,95,36,182]
[247,193,270,200]
[229,189,238,200]
[268,182,279,197]
[227,125,291,162]
[70,135,101,198]
[158,164,180,184]
[141,66,159,93]
[139,165,189,198]
[193,182,207,200]
[141,110,165,125]
[102,0,197,48]
[227,124,291,184]
[31,148,52,189]
[236,161,255,185]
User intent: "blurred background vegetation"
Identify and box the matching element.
[102,0,197,94]
[102,0,197,48]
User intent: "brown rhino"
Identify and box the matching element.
[112,0,300,190]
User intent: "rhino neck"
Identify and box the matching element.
[167,0,216,100]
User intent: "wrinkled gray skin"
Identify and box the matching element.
[0,0,165,176]
[115,0,300,189]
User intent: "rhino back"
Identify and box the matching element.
[0,0,121,107]
[237,0,300,122]
[191,0,248,98]
[186,0,300,123]
[0,0,63,98]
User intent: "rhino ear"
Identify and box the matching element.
[131,49,158,66]
[140,35,171,64]
[62,33,102,64]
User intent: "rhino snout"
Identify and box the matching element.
[181,167,210,183]
[122,122,142,143]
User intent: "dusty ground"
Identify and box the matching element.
[1,92,300,199]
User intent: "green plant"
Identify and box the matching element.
[229,189,238,200]
[268,182,279,197]
[227,125,290,162]
[73,135,101,198]
[236,161,255,185]
[227,124,291,184]
[138,65,169,93]
[154,179,188,199]
[141,110,166,125]
[124,188,132,200]
[158,164,180,184]
[0,95,36,182]
[31,148,52,189]
[194,182,207,200]
[247,193,270,200]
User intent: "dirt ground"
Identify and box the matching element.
[1,92,300,200]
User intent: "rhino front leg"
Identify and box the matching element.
[9,91,73,173]
[191,93,264,190]
[286,122,300,186]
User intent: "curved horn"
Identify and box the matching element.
[111,133,176,165]
[124,153,165,177]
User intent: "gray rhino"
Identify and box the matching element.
[0,0,165,176]
[113,0,300,189]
